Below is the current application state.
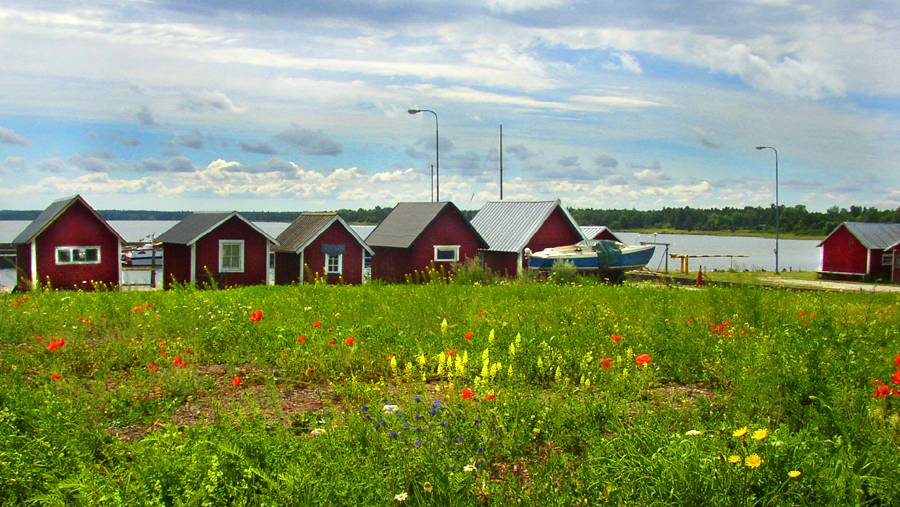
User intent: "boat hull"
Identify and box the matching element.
[528,242,655,272]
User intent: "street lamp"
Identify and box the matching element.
[408,108,439,201]
[755,145,780,274]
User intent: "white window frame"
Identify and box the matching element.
[433,245,460,262]
[219,240,245,273]
[55,246,101,265]
[882,253,892,267]
[325,252,343,275]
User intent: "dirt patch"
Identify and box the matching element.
[171,382,334,428]
[650,382,715,407]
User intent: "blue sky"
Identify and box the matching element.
[0,0,898,212]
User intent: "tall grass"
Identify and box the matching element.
[0,283,898,505]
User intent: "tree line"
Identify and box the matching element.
[569,205,900,236]
[1,204,897,236]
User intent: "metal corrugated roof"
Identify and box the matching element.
[841,222,900,249]
[581,226,609,239]
[470,200,584,252]
[12,195,124,244]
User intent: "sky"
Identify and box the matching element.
[0,0,899,213]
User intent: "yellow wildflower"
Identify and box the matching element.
[440,318,448,336]
[751,428,768,441]
[423,482,433,493]
[733,426,749,438]
[788,470,801,479]
[727,455,742,464]
[745,454,763,468]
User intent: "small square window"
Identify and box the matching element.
[55,246,100,265]
[883,253,893,267]
[57,249,71,263]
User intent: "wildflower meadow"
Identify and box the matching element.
[1,280,898,505]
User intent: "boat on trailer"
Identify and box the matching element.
[527,240,655,281]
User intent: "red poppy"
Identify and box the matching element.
[873,384,890,398]
[799,311,806,317]
[148,363,158,373]
[313,321,322,328]
[50,373,61,380]
[133,305,143,313]
[298,334,307,343]
[344,336,355,347]
[47,338,65,351]
[600,357,614,370]
[464,331,474,341]
[686,318,694,325]
[35,335,45,343]
[448,348,457,357]
[635,353,651,367]
[479,309,486,317]
[893,389,900,396]
[160,351,168,357]
[306,367,315,375]
[611,335,622,344]
[173,354,186,368]
[460,388,474,399]
[249,309,263,322]
[810,313,816,319]
[723,321,730,327]
[145,302,151,309]
[328,339,337,346]
[892,369,900,385]
[895,352,900,368]
[231,375,242,386]
[484,394,496,401]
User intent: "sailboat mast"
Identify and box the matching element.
[499,124,503,200]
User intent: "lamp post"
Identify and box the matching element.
[408,108,439,201]
[755,145,779,274]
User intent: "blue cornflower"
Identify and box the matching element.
[456,435,463,444]
[361,405,368,412]
[415,413,422,421]
[415,427,422,433]
[429,408,437,416]
[478,446,485,454]
[415,439,422,447]
[441,421,448,427]
[396,412,404,418]
[474,417,481,424]
[414,395,421,403]
[437,437,444,443]
[432,400,442,409]
[379,418,386,426]
[389,431,398,439]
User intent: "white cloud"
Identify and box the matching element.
[0,126,30,146]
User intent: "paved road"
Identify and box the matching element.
[758,276,900,293]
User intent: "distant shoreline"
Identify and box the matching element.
[619,228,823,241]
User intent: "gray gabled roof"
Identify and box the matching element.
[367,202,487,249]
[275,212,373,255]
[580,225,621,242]
[12,194,124,244]
[470,199,584,252]
[819,222,900,249]
[157,212,278,245]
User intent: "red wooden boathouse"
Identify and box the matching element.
[818,222,900,281]
[158,212,278,289]
[470,200,584,276]
[12,195,124,290]
[367,202,487,282]
[274,212,373,285]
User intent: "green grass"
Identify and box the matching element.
[1,281,898,505]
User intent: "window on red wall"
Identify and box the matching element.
[434,245,460,262]
[219,240,244,272]
[326,253,343,274]
[883,253,893,267]
[55,246,101,265]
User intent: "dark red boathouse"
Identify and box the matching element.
[158,212,278,289]
[367,202,487,282]
[470,200,584,276]
[818,222,900,280]
[13,194,124,290]
[274,212,372,285]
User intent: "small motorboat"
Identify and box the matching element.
[527,240,655,275]
[122,243,163,267]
